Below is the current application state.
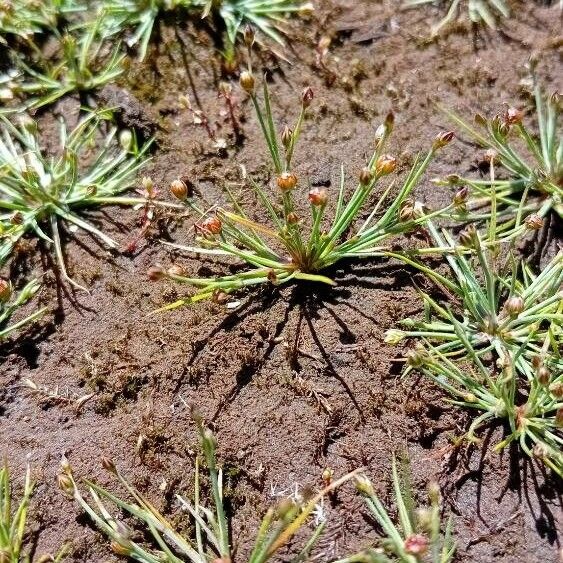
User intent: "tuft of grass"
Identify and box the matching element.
[0,277,46,340]
[96,0,312,62]
[0,109,157,290]
[0,460,68,562]
[437,75,562,241]
[335,457,455,563]
[151,74,455,310]
[405,0,510,34]
[0,0,83,42]
[59,422,362,562]
[7,15,124,110]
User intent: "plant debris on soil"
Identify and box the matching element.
[1,1,562,562]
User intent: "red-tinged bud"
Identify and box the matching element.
[537,366,550,386]
[375,154,397,176]
[301,87,314,108]
[433,131,455,150]
[404,534,429,556]
[147,266,165,281]
[277,172,298,191]
[286,212,299,224]
[239,71,255,93]
[453,186,469,206]
[308,187,328,206]
[505,296,524,316]
[0,278,11,303]
[201,216,222,235]
[168,264,186,277]
[525,214,543,230]
[504,107,524,125]
[359,167,374,185]
[170,179,188,200]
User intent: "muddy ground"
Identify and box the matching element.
[1,0,562,561]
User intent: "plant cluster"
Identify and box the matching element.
[0,460,68,562]
[59,422,456,562]
[0,277,45,341]
[150,70,455,310]
[0,110,154,290]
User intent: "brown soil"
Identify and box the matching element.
[1,1,562,562]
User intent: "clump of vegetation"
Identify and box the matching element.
[385,219,563,380]
[0,277,45,340]
[438,75,562,241]
[0,0,83,42]
[59,422,361,562]
[0,110,154,290]
[1,460,68,562]
[7,16,124,110]
[97,0,312,62]
[337,458,455,563]
[150,69,455,310]
[405,0,510,34]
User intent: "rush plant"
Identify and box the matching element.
[384,219,563,380]
[9,16,124,110]
[59,423,361,562]
[438,77,562,240]
[96,0,312,61]
[0,110,155,290]
[405,0,509,34]
[336,458,455,563]
[0,0,83,42]
[0,277,46,340]
[151,76,455,310]
[0,461,68,562]
[408,335,563,476]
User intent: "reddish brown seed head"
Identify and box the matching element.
[537,366,550,386]
[301,87,314,108]
[525,214,544,230]
[147,266,165,281]
[375,154,397,176]
[359,167,374,185]
[453,186,469,205]
[170,179,188,200]
[433,131,455,149]
[308,187,328,206]
[239,71,255,94]
[277,172,298,191]
[504,107,524,125]
[201,216,222,235]
[0,278,11,303]
[404,534,429,556]
[505,296,524,316]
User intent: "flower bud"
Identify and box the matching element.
[427,480,441,504]
[119,129,133,151]
[416,508,433,531]
[308,187,327,206]
[168,264,186,277]
[505,296,524,316]
[459,224,477,247]
[10,211,23,225]
[525,214,543,230]
[384,329,405,344]
[286,212,299,225]
[101,457,116,474]
[147,266,165,281]
[201,216,222,235]
[484,148,499,163]
[0,279,11,303]
[281,126,293,149]
[398,199,415,222]
[110,540,133,556]
[406,347,427,368]
[170,179,188,200]
[212,289,230,304]
[359,167,373,185]
[239,71,255,93]
[354,475,374,496]
[549,382,563,398]
[375,154,397,176]
[57,473,74,496]
[404,534,429,556]
[243,24,255,47]
[453,186,468,206]
[504,107,523,125]
[277,172,298,191]
[141,176,154,192]
[533,443,549,459]
[537,366,550,386]
[433,131,455,150]
[301,87,314,108]
[464,392,477,403]
[322,467,333,485]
